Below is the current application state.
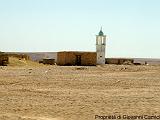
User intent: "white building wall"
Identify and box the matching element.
[96,35,106,65]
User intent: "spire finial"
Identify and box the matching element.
[101,26,102,31]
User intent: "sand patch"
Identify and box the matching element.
[0,114,62,120]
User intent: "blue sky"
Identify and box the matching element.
[0,0,160,58]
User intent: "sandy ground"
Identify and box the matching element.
[0,62,160,120]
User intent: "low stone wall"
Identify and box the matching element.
[106,58,134,65]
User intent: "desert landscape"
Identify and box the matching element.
[0,58,160,120]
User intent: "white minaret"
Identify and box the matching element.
[96,28,106,65]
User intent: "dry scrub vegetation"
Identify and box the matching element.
[0,58,160,120]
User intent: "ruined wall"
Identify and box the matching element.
[0,54,9,66]
[81,53,97,66]
[105,58,134,65]
[57,52,96,66]
[57,52,67,65]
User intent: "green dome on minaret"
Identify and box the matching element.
[98,27,104,36]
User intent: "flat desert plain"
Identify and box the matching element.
[0,61,160,120]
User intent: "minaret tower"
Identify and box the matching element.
[96,28,106,65]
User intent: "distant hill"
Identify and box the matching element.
[134,58,160,65]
